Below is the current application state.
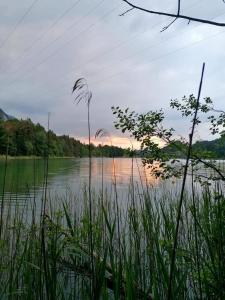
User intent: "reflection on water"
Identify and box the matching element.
[1,157,223,207]
[0,157,161,205]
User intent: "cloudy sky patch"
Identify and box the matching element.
[0,0,225,146]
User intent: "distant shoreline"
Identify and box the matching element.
[0,155,77,160]
[0,155,128,160]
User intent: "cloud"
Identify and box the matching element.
[0,0,225,146]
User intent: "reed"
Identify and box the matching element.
[0,166,224,299]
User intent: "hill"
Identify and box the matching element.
[0,117,129,157]
[163,136,225,159]
[0,108,15,121]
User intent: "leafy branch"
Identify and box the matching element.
[112,83,225,184]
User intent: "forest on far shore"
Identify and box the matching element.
[0,118,130,158]
[1,117,225,159]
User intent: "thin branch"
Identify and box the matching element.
[177,0,181,15]
[167,63,205,299]
[211,107,225,114]
[192,155,225,181]
[161,17,178,32]
[121,0,225,27]
[119,7,134,16]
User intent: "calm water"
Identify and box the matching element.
[0,157,224,209]
[0,157,161,203]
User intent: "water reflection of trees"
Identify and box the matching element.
[0,158,78,194]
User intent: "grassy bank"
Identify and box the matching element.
[0,155,82,160]
[0,155,128,160]
[0,180,225,299]
[0,155,42,160]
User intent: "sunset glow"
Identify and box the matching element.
[76,135,165,149]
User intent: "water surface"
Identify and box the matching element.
[0,157,223,209]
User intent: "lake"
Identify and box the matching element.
[0,157,172,211]
[0,157,223,212]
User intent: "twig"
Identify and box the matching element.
[192,156,225,181]
[177,0,181,15]
[211,107,225,114]
[161,17,178,32]
[121,0,225,27]
[119,7,134,16]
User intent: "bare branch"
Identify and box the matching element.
[211,107,225,114]
[161,17,178,32]
[192,155,225,181]
[121,0,225,27]
[119,7,134,16]
[168,63,206,299]
[177,0,181,15]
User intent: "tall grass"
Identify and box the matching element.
[0,166,225,299]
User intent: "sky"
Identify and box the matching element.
[0,0,225,148]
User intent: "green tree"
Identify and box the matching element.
[0,120,7,154]
[112,94,225,183]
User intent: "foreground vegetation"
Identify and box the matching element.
[0,174,225,299]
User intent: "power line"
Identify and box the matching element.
[52,22,225,97]
[1,0,105,77]
[0,0,82,71]
[30,9,225,96]
[0,0,202,84]
[35,0,204,88]
[0,0,202,90]
[14,18,225,105]
[3,2,118,88]
[0,0,40,50]
[1,0,200,77]
[1,0,222,96]
[90,27,225,86]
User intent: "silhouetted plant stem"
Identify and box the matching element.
[0,136,9,238]
[72,78,95,295]
[87,101,95,295]
[191,164,203,299]
[167,62,205,299]
[41,112,50,300]
[43,112,50,215]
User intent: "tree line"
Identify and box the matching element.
[0,118,130,157]
[162,136,225,159]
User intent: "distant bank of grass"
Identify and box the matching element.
[0,180,225,299]
[0,155,41,160]
[0,155,127,160]
[0,155,79,160]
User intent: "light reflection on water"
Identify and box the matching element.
[0,158,160,205]
[0,157,224,208]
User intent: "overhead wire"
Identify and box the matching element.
[0,0,201,78]
[0,0,202,84]
[34,0,204,90]
[69,0,202,70]
[0,0,83,72]
[0,0,202,91]
[13,13,225,105]
[90,27,225,87]
[0,0,105,76]
[0,0,40,50]
[1,0,223,101]
[25,8,225,99]
[3,2,119,89]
